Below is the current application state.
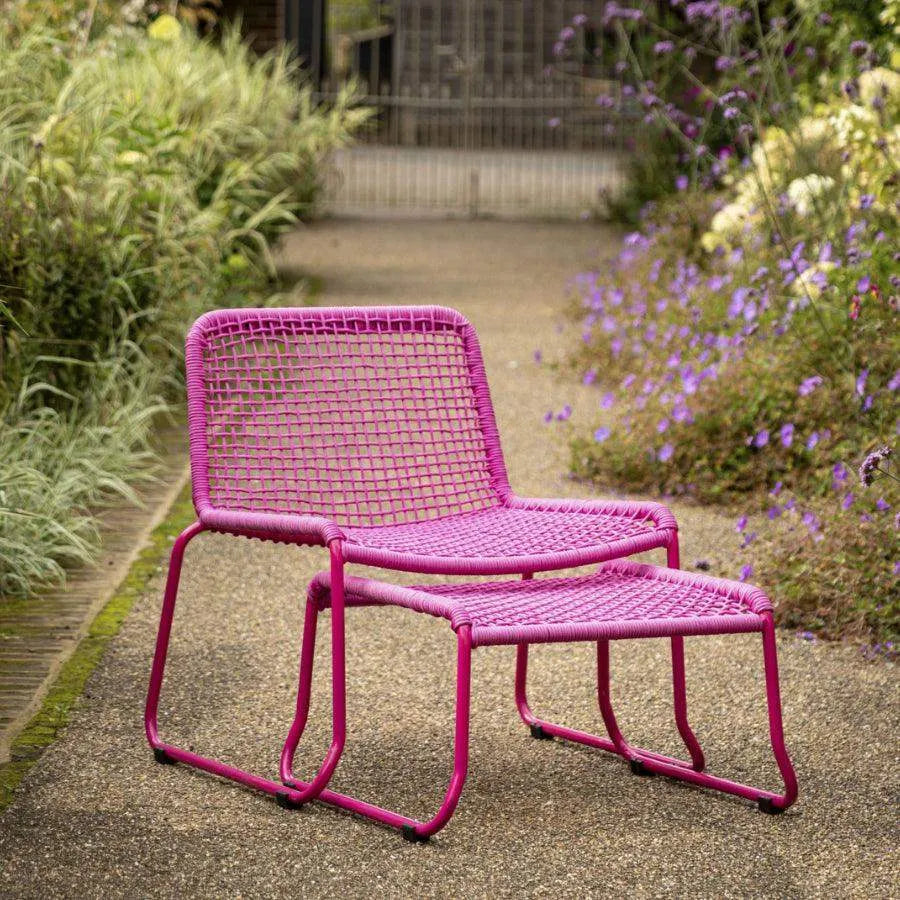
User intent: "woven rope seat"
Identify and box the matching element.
[310,560,773,647]
[338,504,665,574]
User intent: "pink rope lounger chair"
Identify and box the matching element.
[144,305,796,840]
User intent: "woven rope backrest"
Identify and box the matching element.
[186,307,510,527]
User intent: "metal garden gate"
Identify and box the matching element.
[317,1,629,217]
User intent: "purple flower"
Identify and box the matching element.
[547,117,561,129]
[859,194,875,210]
[729,287,749,318]
[654,40,675,54]
[658,442,674,462]
[856,369,869,397]
[798,630,816,642]
[736,515,748,533]
[841,492,855,510]
[723,106,739,119]
[833,462,849,485]
[543,411,553,423]
[850,40,869,57]
[556,404,572,421]
[741,530,758,548]
[859,445,893,486]
[780,423,795,448]
[753,429,770,448]
[857,275,871,293]
[583,368,597,386]
[770,481,783,496]
[767,506,782,519]
[798,375,823,396]
[600,391,616,410]
[675,174,689,191]
[715,55,735,71]
[739,564,754,582]
[806,431,820,451]
[533,349,542,364]
[876,498,890,511]
[657,418,670,433]
[593,426,611,443]
[887,371,900,392]
[802,511,821,533]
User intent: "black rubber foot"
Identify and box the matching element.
[530,723,553,740]
[757,797,785,815]
[401,824,428,843]
[275,791,303,810]
[153,747,175,765]
[629,758,653,777]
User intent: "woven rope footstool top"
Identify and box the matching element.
[309,560,774,648]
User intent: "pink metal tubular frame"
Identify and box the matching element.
[515,616,796,813]
[144,305,793,840]
[286,564,797,838]
[144,529,346,809]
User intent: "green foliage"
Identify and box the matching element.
[566,63,899,644]
[0,20,367,598]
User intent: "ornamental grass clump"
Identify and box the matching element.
[553,1,898,648]
[0,17,366,597]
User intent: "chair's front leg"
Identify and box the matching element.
[277,540,347,805]
[145,521,204,752]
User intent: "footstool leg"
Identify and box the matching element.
[283,623,474,840]
[620,613,798,811]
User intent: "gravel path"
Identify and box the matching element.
[1,220,896,899]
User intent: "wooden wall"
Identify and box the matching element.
[220,0,285,53]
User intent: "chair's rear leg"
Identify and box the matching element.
[515,642,618,751]
[757,613,798,812]
[671,636,705,771]
[279,596,320,786]
[516,637,697,768]
[667,536,706,771]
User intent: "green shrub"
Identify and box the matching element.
[0,20,367,598]
[563,15,899,648]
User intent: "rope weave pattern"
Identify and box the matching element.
[311,561,772,646]
[187,306,507,528]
